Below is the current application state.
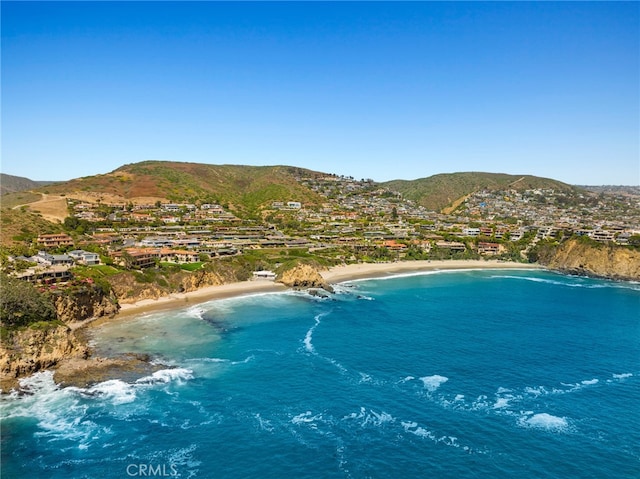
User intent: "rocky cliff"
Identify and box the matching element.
[1,284,120,391]
[51,287,120,323]
[277,263,334,292]
[538,239,640,281]
[0,324,89,391]
[108,267,239,304]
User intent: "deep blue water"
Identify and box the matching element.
[2,269,639,478]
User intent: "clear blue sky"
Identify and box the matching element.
[2,1,639,185]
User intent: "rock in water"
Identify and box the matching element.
[277,264,334,292]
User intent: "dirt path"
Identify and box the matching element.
[14,193,68,223]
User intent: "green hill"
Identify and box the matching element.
[0,208,64,249]
[382,172,578,212]
[0,173,55,196]
[42,161,325,217]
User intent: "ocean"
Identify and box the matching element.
[1,269,639,478]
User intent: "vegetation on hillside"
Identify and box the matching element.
[41,161,326,218]
[382,172,578,212]
[0,208,65,251]
[0,173,55,196]
[0,274,57,328]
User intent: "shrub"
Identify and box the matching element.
[0,274,57,328]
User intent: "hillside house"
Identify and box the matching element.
[35,251,74,267]
[111,248,159,269]
[591,230,615,243]
[15,265,72,284]
[477,242,504,256]
[68,250,101,265]
[435,241,466,252]
[37,233,74,249]
[382,240,408,251]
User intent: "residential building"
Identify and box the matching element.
[37,233,74,249]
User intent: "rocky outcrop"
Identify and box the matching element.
[1,286,118,391]
[51,288,120,323]
[108,268,237,304]
[108,272,167,303]
[179,270,226,292]
[538,239,640,281]
[54,354,163,388]
[0,324,89,391]
[277,263,334,292]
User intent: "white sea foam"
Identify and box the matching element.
[420,375,449,392]
[493,397,512,409]
[402,421,436,440]
[254,413,274,432]
[524,386,548,397]
[1,372,102,448]
[491,274,640,291]
[519,412,570,432]
[231,355,255,365]
[135,368,194,385]
[581,378,599,385]
[185,305,206,319]
[189,357,230,363]
[291,411,324,429]
[303,314,324,353]
[84,379,137,404]
[612,373,633,379]
[344,407,395,428]
[303,327,316,353]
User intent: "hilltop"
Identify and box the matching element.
[382,172,578,213]
[39,161,326,217]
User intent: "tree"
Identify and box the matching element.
[0,274,57,327]
[628,235,640,248]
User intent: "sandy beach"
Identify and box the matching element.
[115,280,289,318]
[321,259,541,283]
[111,260,542,318]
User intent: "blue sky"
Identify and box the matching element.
[2,1,638,185]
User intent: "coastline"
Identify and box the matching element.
[114,280,290,318]
[2,260,542,391]
[321,259,542,283]
[111,260,541,319]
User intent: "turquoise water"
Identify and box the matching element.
[2,269,639,478]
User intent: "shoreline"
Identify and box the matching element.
[1,260,543,392]
[108,260,542,319]
[113,280,290,318]
[321,259,542,283]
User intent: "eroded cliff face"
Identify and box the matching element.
[179,270,227,292]
[0,325,89,391]
[108,268,238,304]
[277,263,334,292]
[51,288,120,323]
[1,286,120,390]
[538,239,640,281]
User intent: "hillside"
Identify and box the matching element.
[382,172,578,213]
[41,161,325,216]
[0,173,55,196]
[0,208,64,248]
[536,238,640,282]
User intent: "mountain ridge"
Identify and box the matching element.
[5,161,582,215]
